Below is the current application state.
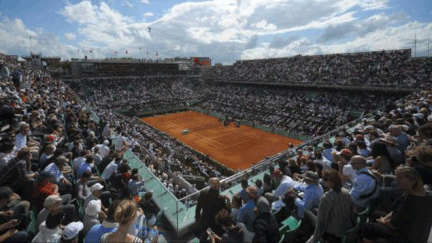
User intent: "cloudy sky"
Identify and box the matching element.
[0,0,431,64]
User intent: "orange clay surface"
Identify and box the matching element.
[142,111,303,170]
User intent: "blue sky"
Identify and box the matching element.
[0,0,431,64]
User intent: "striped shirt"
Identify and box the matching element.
[0,157,28,185]
[313,189,354,241]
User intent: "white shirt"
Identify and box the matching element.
[43,162,64,183]
[314,157,332,170]
[93,144,109,158]
[115,136,126,151]
[273,175,295,197]
[102,161,118,180]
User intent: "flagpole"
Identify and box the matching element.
[414,23,417,57]
[29,36,32,55]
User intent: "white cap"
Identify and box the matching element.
[90,183,104,192]
[85,200,102,217]
[43,195,62,208]
[103,140,109,145]
[62,222,84,240]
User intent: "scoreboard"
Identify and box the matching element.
[191,57,211,67]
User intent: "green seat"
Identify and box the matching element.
[279,216,302,243]
[27,220,37,237]
[282,216,300,229]
[341,217,361,243]
[78,206,85,219]
[279,234,285,243]
[356,207,370,226]
[29,208,36,221]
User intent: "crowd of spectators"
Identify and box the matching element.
[195,88,432,242]
[198,86,399,136]
[0,59,212,242]
[70,78,400,137]
[204,49,432,89]
[69,77,204,112]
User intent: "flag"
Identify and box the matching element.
[156,51,158,57]
[114,51,117,54]
[146,51,149,55]
[89,49,93,53]
[139,47,142,51]
[126,49,129,54]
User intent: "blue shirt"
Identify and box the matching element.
[237,199,256,232]
[322,148,336,163]
[43,162,64,183]
[238,189,248,203]
[359,148,371,158]
[84,221,118,243]
[294,183,324,218]
[349,168,379,208]
[77,163,92,178]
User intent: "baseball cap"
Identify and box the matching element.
[272,169,282,177]
[90,183,104,192]
[302,171,320,184]
[246,186,258,198]
[85,200,102,217]
[62,222,84,240]
[43,195,62,208]
[337,149,353,157]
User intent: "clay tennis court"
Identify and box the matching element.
[142,111,303,170]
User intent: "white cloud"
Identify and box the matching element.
[143,12,154,18]
[2,0,425,64]
[0,17,78,59]
[251,20,277,31]
[64,32,77,41]
[123,1,134,8]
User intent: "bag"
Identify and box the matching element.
[131,215,148,240]
[146,214,156,229]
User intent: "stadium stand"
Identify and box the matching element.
[0,49,431,243]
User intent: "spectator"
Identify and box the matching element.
[362,165,432,242]
[195,177,231,243]
[83,200,106,236]
[0,187,28,243]
[85,200,120,243]
[349,155,380,212]
[264,169,295,203]
[238,178,249,204]
[102,156,121,181]
[237,186,258,235]
[83,183,111,213]
[252,196,279,243]
[292,171,323,219]
[32,210,64,243]
[37,195,75,228]
[61,222,84,243]
[43,156,73,195]
[306,170,354,243]
[411,146,432,186]
[32,171,71,212]
[100,200,143,243]
[39,145,56,167]
[255,179,263,197]
[230,195,242,223]
[128,168,145,197]
[0,147,37,200]
[210,208,251,243]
